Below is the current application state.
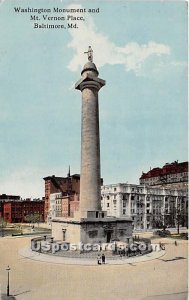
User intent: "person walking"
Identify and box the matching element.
[159,241,162,250]
[175,240,178,246]
[101,253,106,264]
[97,254,101,265]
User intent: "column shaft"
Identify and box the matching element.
[80,86,101,217]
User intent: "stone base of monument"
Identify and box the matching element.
[51,211,133,245]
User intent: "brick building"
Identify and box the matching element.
[3,200,45,223]
[0,194,21,219]
[140,161,188,188]
[48,192,80,222]
[44,172,104,222]
[0,202,3,218]
[43,173,80,221]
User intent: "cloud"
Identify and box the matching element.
[67,5,170,75]
[118,42,170,73]
[0,0,6,7]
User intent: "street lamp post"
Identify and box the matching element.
[6,266,11,296]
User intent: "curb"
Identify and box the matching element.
[19,247,166,266]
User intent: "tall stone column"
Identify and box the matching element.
[75,50,105,218]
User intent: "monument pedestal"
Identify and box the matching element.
[52,212,133,245]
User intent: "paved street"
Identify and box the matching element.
[0,236,188,300]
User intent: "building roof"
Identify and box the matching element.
[140,161,188,179]
[43,174,80,180]
[0,194,20,200]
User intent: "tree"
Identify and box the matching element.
[25,213,43,227]
[175,198,186,234]
[0,217,7,237]
[32,213,43,227]
[24,214,33,226]
[175,206,183,235]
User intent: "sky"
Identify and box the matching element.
[0,0,188,198]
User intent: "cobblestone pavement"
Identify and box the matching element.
[0,236,187,300]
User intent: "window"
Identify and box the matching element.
[123,201,126,207]
[88,230,98,238]
[123,209,126,215]
[107,203,110,207]
[114,188,117,191]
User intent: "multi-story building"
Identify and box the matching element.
[44,172,103,222]
[43,172,80,221]
[3,199,45,223]
[140,161,188,188]
[101,183,188,230]
[48,193,61,220]
[0,194,21,219]
[0,202,3,218]
[48,192,80,222]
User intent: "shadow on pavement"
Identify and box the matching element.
[142,291,188,300]
[158,256,186,263]
[13,290,31,296]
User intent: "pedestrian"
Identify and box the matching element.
[97,254,101,265]
[101,253,106,264]
[119,247,122,257]
[159,241,162,249]
[175,240,177,246]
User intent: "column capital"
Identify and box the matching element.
[75,73,105,92]
[79,81,102,92]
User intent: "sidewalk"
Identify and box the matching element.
[19,247,165,266]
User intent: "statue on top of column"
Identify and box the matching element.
[84,46,93,62]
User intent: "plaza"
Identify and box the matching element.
[0,234,187,300]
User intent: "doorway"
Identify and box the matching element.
[106,231,112,243]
